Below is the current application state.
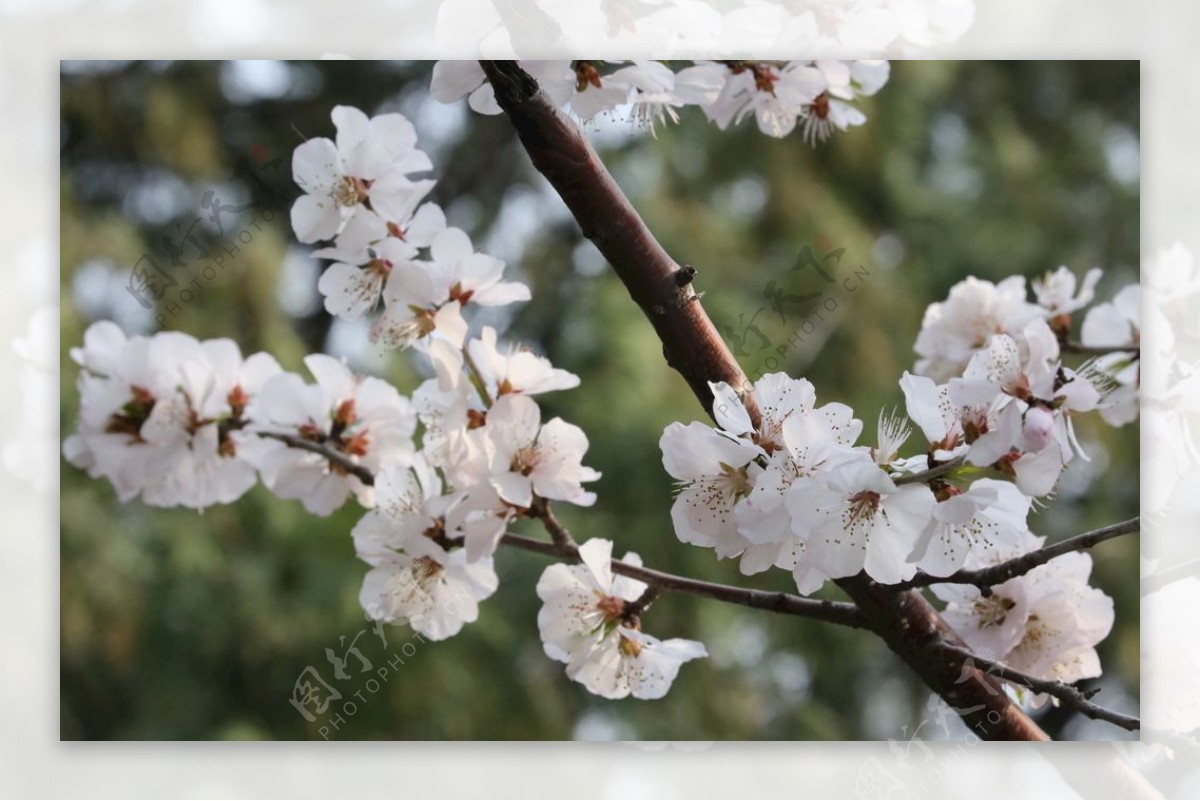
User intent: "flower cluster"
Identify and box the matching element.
[293,105,529,347]
[536,539,706,699]
[935,531,1114,696]
[431,59,889,141]
[659,265,1137,686]
[64,321,283,510]
[65,104,705,701]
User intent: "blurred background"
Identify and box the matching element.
[59,60,1139,741]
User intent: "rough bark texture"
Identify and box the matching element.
[481,59,1050,741]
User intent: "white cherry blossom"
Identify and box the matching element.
[466,326,580,398]
[914,275,1043,382]
[785,452,935,584]
[484,393,600,509]
[372,227,530,350]
[536,538,707,700]
[935,546,1114,692]
[246,354,416,515]
[660,419,762,558]
[912,479,1032,577]
[1033,265,1102,316]
[360,547,498,641]
[290,105,434,243]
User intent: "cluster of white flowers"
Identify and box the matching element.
[430,59,889,141]
[292,105,529,345]
[65,104,707,700]
[935,531,1114,696]
[65,92,1137,707]
[659,265,1138,687]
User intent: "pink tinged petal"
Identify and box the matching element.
[404,203,447,247]
[659,421,758,481]
[331,105,371,164]
[431,60,487,103]
[318,263,383,319]
[432,302,468,349]
[900,371,949,444]
[290,193,344,244]
[756,101,799,138]
[1013,447,1064,497]
[239,352,283,392]
[576,537,615,591]
[471,278,531,307]
[1020,405,1056,451]
[291,137,339,193]
[253,372,320,428]
[462,513,508,562]
[491,471,533,508]
[709,381,754,436]
[467,83,502,115]
[304,353,357,401]
[385,259,443,309]
[431,226,475,265]
[368,175,436,223]
[488,393,542,452]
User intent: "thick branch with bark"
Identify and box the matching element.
[895,518,1140,593]
[478,61,760,424]
[479,59,1051,741]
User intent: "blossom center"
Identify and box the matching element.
[973,595,1016,629]
[847,490,881,526]
[511,445,540,476]
[333,175,370,207]
[596,594,626,621]
[105,385,157,441]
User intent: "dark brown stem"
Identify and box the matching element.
[257,431,862,627]
[258,431,376,485]
[939,643,1140,732]
[1062,340,1139,357]
[892,455,966,485]
[481,59,1050,741]
[895,518,1140,593]
[499,532,868,628]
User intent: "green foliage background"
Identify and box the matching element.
[59,60,1139,741]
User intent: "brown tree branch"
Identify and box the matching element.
[895,517,1140,593]
[255,431,864,629]
[499,532,868,628]
[477,61,760,425]
[258,431,376,485]
[480,59,1051,741]
[939,643,1140,732]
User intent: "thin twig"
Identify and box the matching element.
[499,532,869,629]
[894,517,1139,593]
[258,430,865,628]
[624,586,661,618]
[1062,340,1139,357]
[257,431,376,485]
[892,455,966,486]
[940,643,1140,732]
[529,496,577,548]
